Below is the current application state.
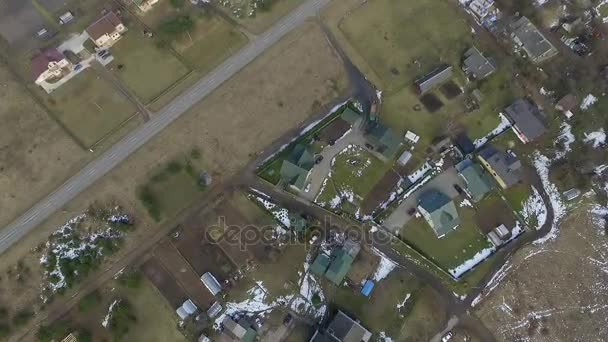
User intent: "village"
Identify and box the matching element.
[1,0,608,341]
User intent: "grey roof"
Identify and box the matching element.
[200,272,222,296]
[510,16,557,63]
[326,311,372,342]
[417,190,460,237]
[415,64,453,94]
[207,301,222,318]
[478,145,523,188]
[397,150,412,166]
[463,46,496,79]
[504,99,546,142]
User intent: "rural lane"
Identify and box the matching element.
[0,0,329,254]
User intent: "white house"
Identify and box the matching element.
[86,12,127,48]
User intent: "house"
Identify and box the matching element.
[86,12,127,47]
[311,240,360,286]
[365,123,401,159]
[417,190,460,237]
[504,99,547,143]
[132,0,160,12]
[200,272,222,296]
[463,46,496,80]
[207,301,223,318]
[555,94,577,119]
[310,310,372,342]
[280,144,314,191]
[31,48,71,85]
[477,145,522,189]
[415,64,453,94]
[222,317,257,342]
[455,158,494,202]
[509,16,558,63]
[176,299,198,320]
[467,0,495,19]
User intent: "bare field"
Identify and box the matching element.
[0,20,347,322]
[0,62,88,228]
[475,204,608,341]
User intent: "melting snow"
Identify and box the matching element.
[521,186,547,230]
[459,199,473,208]
[580,94,598,110]
[396,293,411,310]
[371,247,398,281]
[554,122,575,159]
[584,129,606,148]
[449,243,496,278]
[532,152,567,245]
[473,113,512,148]
[102,299,120,328]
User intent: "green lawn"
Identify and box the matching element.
[399,207,493,270]
[315,146,391,214]
[324,270,424,339]
[111,31,190,103]
[46,69,138,147]
[340,0,473,93]
[504,183,532,213]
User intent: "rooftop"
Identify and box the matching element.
[509,16,557,62]
[86,12,123,40]
[463,46,496,79]
[417,190,460,237]
[478,145,522,188]
[31,48,65,80]
[504,99,546,142]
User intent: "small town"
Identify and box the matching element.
[0,0,607,341]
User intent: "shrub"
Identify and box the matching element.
[78,328,92,342]
[138,186,161,221]
[190,148,202,160]
[166,160,183,174]
[36,321,70,342]
[311,292,321,306]
[110,300,137,340]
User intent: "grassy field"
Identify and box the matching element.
[218,0,304,34]
[137,149,207,222]
[45,69,138,147]
[400,207,493,270]
[504,183,532,213]
[315,146,391,214]
[111,31,190,103]
[339,0,472,93]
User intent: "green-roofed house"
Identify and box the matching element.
[365,123,402,159]
[280,144,315,191]
[325,248,355,285]
[340,107,361,126]
[417,190,460,238]
[310,253,331,276]
[455,158,494,202]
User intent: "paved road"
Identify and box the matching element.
[0,0,329,255]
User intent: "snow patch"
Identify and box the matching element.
[580,94,598,110]
[584,129,606,148]
[520,186,547,230]
[473,113,512,148]
[449,244,496,278]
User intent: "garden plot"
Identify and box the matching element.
[314,145,390,216]
[399,207,494,277]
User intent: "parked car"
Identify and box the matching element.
[441,331,454,341]
[315,155,324,164]
[453,184,464,195]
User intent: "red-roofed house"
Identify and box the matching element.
[86,12,127,47]
[31,48,71,85]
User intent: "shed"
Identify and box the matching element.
[405,131,420,144]
[361,280,375,297]
[397,151,412,166]
[494,224,510,239]
[176,299,198,320]
[487,231,502,247]
[207,301,222,318]
[563,188,581,201]
[59,11,74,25]
[200,272,222,296]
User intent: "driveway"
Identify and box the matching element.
[301,118,366,201]
[382,167,465,233]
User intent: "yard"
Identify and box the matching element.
[339,0,473,93]
[111,30,190,103]
[45,69,139,147]
[323,269,446,341]
[217,0,304,34]
[315,145,391,215]
[399,207,493,271]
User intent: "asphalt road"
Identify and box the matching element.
[0,0,329,254]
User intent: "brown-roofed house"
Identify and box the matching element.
[30,48,71,85]
[555,94,576,119]
[86,12,127,47]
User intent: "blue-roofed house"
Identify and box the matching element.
[417,190,460,237]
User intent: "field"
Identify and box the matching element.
[0,62,88,228]
[323,269,446,341]
[111,30,190,103]
[399,207,493,271]
[44,69,139,147]
[474,204,608,341]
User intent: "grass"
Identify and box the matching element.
[339,0,473,93]
[324,270,423,338]
[315,146,391,214]
[397,286,447,341]
[138,152,206,221]
[111,31,190,103]
[45,69,138,147]
[221,0,304,34]
[399,207,493,270]
[503,183,532,213]
[247,244,307,299]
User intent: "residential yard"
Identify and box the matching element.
[111,30,190,103]
[399,207,493,271]
[474,193,517,234]
[339,0,472,93]
[323,270,446,341]
[315,145,391,215]
[44,69,139,147]
[503,183,532,213]
[0,62,88,228]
